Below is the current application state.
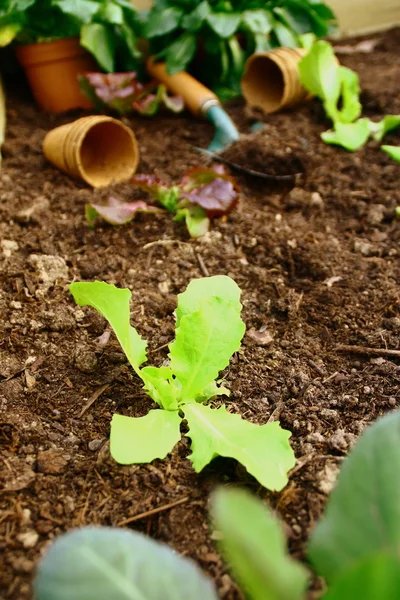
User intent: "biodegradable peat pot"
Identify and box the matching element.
[15,37,96,113]
[43,116,140,188]
[241,47,309,114]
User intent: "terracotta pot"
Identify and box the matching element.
[15,37,96,113]
[43,116,140,188]
[241,48,310,114]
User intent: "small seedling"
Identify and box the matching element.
[86,165,239,238]
[299,40,400,151]
[70,276,295,491]
[79,72,184,116]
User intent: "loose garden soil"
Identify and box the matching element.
[1,28,399,600]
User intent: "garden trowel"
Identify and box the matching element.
[146,59,240,153]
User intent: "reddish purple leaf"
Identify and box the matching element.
[80,72,147,115]
[80,73,183,117]
[86,196,157,226]
[180,166,239,217]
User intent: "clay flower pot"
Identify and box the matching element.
[15,37,97,113]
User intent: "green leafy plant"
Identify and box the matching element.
[0,0,141,72]
[299,40,400,151]
[79,71,184,116]
[212,409,400,599]
[142,0,337,98]
[86,165,240,238]
[33,410,400,599]
[70,276,295,491]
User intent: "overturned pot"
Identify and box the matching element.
[241,47,310,114]
[16,37,96,113]
[43,116,139,188]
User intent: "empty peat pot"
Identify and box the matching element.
[241,47,309,114]
[43,116,139,188]
[16,37,96,113]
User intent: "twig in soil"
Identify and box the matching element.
[307,358,326,377]
[117,496,190,527]
[78,383,110,417]
[322,371,339,384]
[267,401,285,423]
[336,344,400,358]
[195,251,210,277]
[142,239,189,250]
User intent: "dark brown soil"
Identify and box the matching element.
[1,28,399,600]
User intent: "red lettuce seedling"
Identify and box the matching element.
[86,165,239,238]
[79,72,184,116]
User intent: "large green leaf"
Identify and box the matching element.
[80,22,115,72]
[211,488,308,600]
[169,297,245,403]
[184,403,295,491]
[110,410,182,465]
[182,1,209,31]
[34,526,219,600]
[164,33,197,74]
[53,0,100,23]
[308,410,400,583]
[144,6,183,37]
[70,282,147,375]
[175,275,242,326]
[322,553,400,600]
[271,21,298,48]
[241,9,273,35]
[97,1,124,25]
[207,11,241,38]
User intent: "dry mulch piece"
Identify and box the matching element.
[1,28,399,599]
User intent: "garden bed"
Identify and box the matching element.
[0,27,399,599]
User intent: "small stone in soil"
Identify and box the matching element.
[17,530,39,549]
[75,348,98,373]
[37,449,69,475]
[88,438,105,452]
[246,327,274,346]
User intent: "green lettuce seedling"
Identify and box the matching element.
[70,276,295,491]
[299,40,400,151]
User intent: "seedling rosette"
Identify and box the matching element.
[86,165,239,238]
[70,276,295,491]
